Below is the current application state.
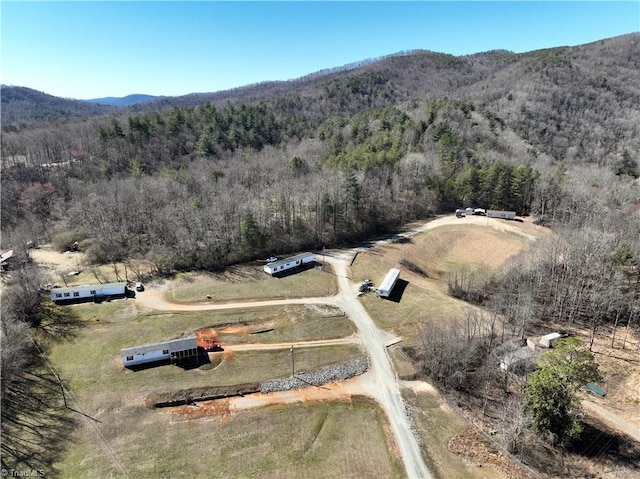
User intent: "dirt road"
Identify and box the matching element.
[136,214,540,479]
[136,245,434,478]
[323,252,433,479]
[582,399,640,443]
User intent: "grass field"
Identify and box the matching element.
[351,223,535,341]
[39,219,544,479]
[403,386,504,479]
[56,397,404,478]
[168,264,337,303]
[48,297,372,478]
[46,302,361,404]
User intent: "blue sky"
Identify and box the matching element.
[1,1,638,100]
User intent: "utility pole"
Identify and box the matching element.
[289,345,295,377]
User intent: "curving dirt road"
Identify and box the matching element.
[136,245,434,478]
[136,215,541,479]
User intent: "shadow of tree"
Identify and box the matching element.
[1,355,77,477]
[2,304,86,476]
[37,303,85,342]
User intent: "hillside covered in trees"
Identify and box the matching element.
[2,33,638,271]
[2,33,639,477]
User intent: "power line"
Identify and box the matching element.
[20,324,131,479]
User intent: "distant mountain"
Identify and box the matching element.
[85,94,163,107]
[1,86,116,130]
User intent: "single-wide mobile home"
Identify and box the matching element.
[377,268,400,298]
[263,252,314,275]
[539,332,563,348]
[50,282,127,303]
[487,210,516,220]
[121,336,199,368]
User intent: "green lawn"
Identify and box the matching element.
[47,296,375,479]
[47,302,361,406]
[168,264,337,303]
[55,398,403,479]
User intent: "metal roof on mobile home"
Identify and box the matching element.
[51,282,127,295]
[120,336,197,356]
[267,252,313,269]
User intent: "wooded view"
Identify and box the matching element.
[1,33,639,477]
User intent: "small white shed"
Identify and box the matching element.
[540,332,563,348]
[499,348,534,372]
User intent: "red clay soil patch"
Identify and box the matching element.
[171,398,232,422]
[449,428,529,479]
[195,327,219,347]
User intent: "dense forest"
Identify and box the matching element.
[2,33,639,474]
[2,34,638,271]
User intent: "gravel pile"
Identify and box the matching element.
[260,356,369,393]
[402,398,423,445]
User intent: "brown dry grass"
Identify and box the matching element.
[56,395,404,478]
[351,222,535,342]
[403,385,507,479]
[448,429,531,479]
[168,264,337,303]
[573,324,640,430]
[399,223,532,278]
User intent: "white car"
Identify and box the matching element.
[266,257,278,263]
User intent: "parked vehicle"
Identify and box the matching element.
[135,282,144,292]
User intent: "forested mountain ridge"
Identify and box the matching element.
[84,94,163,107]
[3,33,639,164]
[0,85,117,129]
[1,33,639,272]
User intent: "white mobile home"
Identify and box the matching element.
[487,210,516,220]
[51,282,127,303]
[377,268,400,298]
[121,336,199,368]
[263,252,314,275]
[539,332,563,348]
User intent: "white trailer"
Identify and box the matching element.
[51,282,127,303]
[487,210,516,220]
[377,268,400,298]
[121,336,198,367]
[263,252,314,275]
